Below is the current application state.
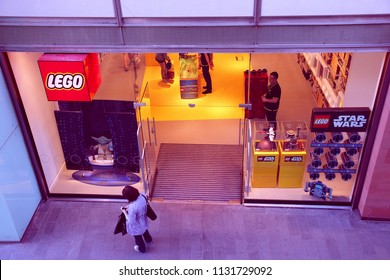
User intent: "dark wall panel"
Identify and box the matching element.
[58,101,82,112]
[54,111,92,170]
[106,112,139,173]
[55,100,139,172]
[102,100,135,113]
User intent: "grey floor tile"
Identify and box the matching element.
[1,200,390,260]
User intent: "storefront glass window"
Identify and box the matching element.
[261,0,390,16]
[121,0,254,18]
[7,51,384,206]
[0,68,41,241]
[0,0,114,17]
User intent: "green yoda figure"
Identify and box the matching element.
[91,136,113,160]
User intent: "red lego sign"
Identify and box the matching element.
[38,53,101,101]
[312,114,331,129]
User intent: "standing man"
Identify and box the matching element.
[262,71,281,129]
[198,53,214,94]
[155,53,171,82]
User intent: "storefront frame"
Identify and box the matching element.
[1,50,388,210]
[1,1,390,214]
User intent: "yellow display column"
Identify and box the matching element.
[179,54,199,99]
[251,140,280,188]
[278,140,307,188]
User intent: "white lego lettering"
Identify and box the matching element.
[47,73,84,90]
[314,119,329,125]
[333,115,367,128]
[264,157,275,162]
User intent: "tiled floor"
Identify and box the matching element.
[1,199,390,260]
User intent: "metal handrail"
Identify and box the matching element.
[244,119,253,196]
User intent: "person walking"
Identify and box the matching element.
[121,185,153,253]
[155,53,171,82]
[198,53,214,94]
[262,71,281,129]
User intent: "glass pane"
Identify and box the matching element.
[121,0,254,17]
[142,53,248,106]
[139,52,249,144]
[261,0,390,16]
[0,66,41,242]
[0,125,41,241]
[0,0,115,17]
[140,52,248,203]
[243,52,378,205]
[137,82,158,195]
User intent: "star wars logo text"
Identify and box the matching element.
[333,115,367,128]
[46,73,85,90]
[257,156,275,162]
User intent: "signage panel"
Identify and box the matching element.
[310,107,371,132]
[38,53,101,101]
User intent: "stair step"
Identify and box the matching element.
[152,143,243,203]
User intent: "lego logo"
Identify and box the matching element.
[314,119,329,124]
[46,73,85,90]
[313,115,330,128]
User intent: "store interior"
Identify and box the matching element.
[10,51,382,204]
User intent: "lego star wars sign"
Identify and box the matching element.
[310,107,371,133]
[38,53,102,101]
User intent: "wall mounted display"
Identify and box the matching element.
[306,107,371,198]
[55,100,139,174]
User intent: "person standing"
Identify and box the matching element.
[121,185,153,253]
[198,53,214,94]
[262,71,281,129]
[123,53,130,71]
[155,53,171,82]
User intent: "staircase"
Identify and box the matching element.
[151,143,243,203]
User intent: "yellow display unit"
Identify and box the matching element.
[278,140,307,188]
[251,140,280,188]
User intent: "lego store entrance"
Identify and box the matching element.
[138,53,249,203]
[137,51,381,206]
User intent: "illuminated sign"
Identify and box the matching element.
[38,53,101,101]
[310,107,370,132]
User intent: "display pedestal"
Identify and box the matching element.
[179,54,199,99]
[278,140,307,188]
[251,140,279,188]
